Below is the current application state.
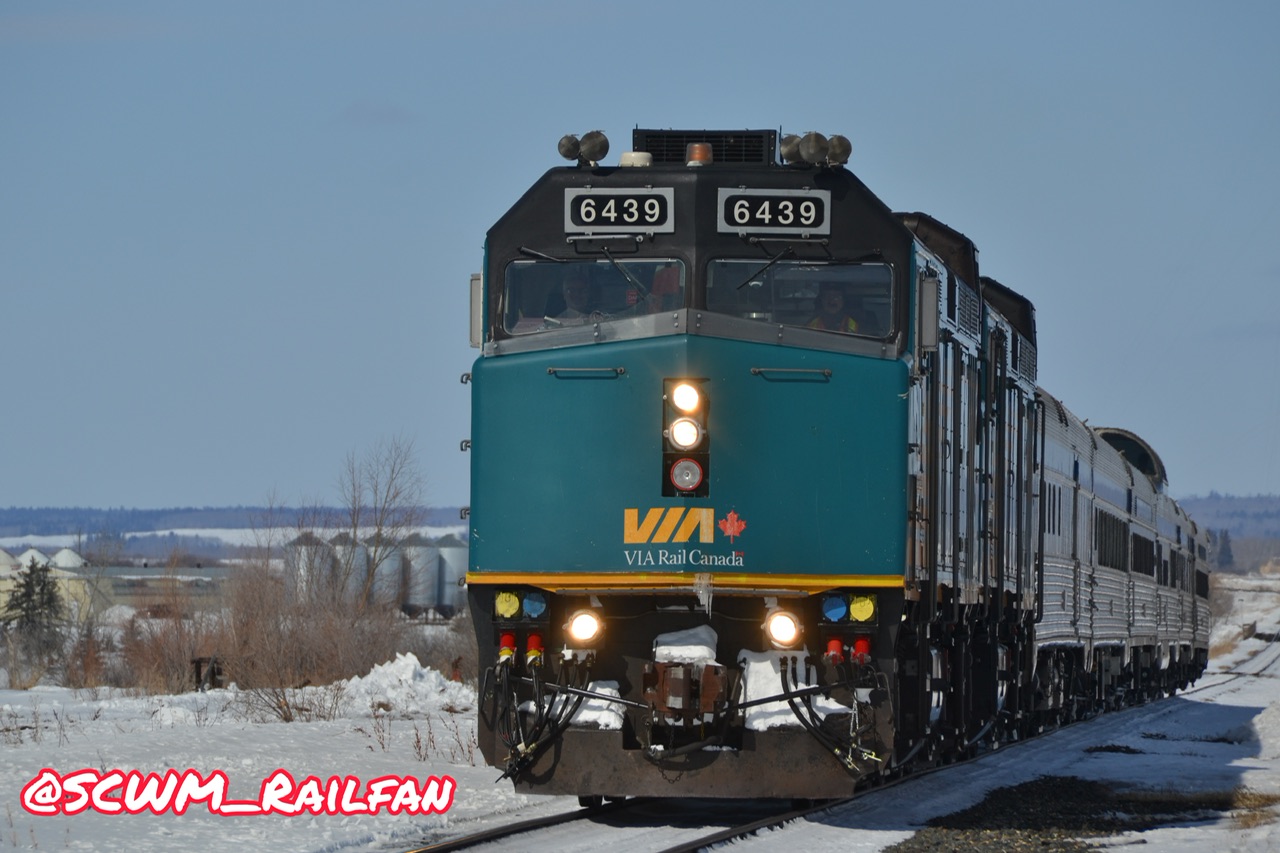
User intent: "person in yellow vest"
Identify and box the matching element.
[807,282,859,333]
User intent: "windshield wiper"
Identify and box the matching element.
[601,246,649,296]
[518,247,567,262]
[736,246,795,289]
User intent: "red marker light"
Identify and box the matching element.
[526,632,544,666]
[499,632,516,663]
[825,638,844,663]
[852,636,872,663]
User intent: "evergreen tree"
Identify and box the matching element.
[1217,528,1235,569]
[3,557,64,657]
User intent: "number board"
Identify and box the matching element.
[717,188,831,235]
[564,188,675,234]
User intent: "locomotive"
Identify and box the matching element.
[464,128,1210,801]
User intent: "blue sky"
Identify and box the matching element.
[3,1,1278,509]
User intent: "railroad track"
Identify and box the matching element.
[400,796,810,853]
[397,720,1110,853]
[400,640,1279,853]
[1226,630,1280,678]
[402,797,643,852]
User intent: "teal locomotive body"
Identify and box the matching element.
[465,129,1208,800]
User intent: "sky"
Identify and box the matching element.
[3,1,1279,510]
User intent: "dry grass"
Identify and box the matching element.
[1210,637,1240,658]
[1113,785,1280,833]
[1229,788,1280,830]
[113,556,418,721]
[215,566,415,721]
[119,568,223,694]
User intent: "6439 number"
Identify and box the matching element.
[718,189,830,235]
[565,188,674,233]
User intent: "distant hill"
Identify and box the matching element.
[0,506,466,538]
[1179,494,1280,540]
[1177,494,1280,575]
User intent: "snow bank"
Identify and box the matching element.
[342,652,475,717]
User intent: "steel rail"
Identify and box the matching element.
[400,798,647,853]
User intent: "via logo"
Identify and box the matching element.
[623,508,747,544]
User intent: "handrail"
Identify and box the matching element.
[546,366,626,376]
[749,367,832,377]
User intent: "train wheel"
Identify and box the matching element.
[578,795,604,809]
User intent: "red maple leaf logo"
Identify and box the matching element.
[718,510,746,543]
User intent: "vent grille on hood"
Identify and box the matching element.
[631,129,777,165]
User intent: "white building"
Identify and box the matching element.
[51,548,89,569]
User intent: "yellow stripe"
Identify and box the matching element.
[465,571,905,593]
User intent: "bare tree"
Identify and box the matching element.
[333,434,426,610]
[213,438,426,720]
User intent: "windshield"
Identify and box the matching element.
[502,259,685,335]
[706,260,894,338]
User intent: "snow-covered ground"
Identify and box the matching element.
[0,653,539,852]
[2,580,1279,852]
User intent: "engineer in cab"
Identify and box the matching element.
[807,282,859,333]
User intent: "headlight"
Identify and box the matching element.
[566,610,603,644]
[671,383,700,413]
[764,609,801,648]
[667,417,704,450]
[661,378,709,498]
